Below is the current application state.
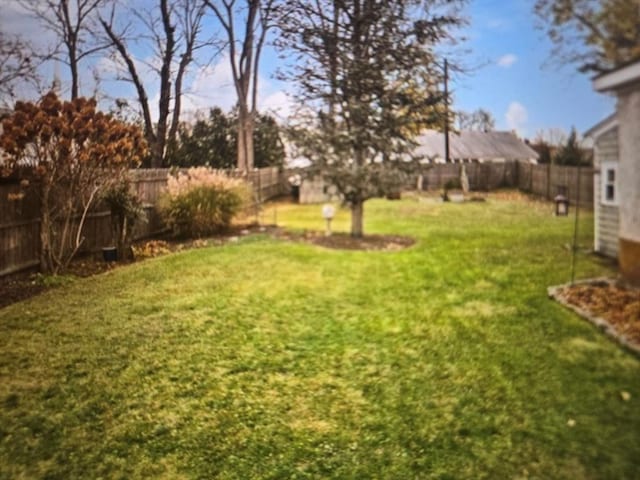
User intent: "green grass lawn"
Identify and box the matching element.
[1,193,639,479]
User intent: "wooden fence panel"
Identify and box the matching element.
[516,162,594,207]
[0,182,41,275]
[417,161,518,191]
[132,169,170,205]
[0,219,40,276]
[0,167,287,277]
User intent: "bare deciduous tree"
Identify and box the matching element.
[203,0,276,172]
[0,32,40,104]
[100,0,211,167]
[456,108,495,132]
[18,0,108,99]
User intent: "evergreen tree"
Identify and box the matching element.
[170,108,285,169]
[279,0,464,237]
[554,127,587,166]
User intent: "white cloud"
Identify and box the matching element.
[505,101,528,136]
[497,54,518,68]
[96,54,128,79]
[180,56,295,121]
[260,90,294,120]
[0,1,59,50]
[180,58,237,116]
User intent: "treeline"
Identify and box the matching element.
[169,108,285,169]
[531,128,592,167]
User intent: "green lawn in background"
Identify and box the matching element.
[1,192,638,479]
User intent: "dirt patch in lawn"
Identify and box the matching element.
[550,279,640,353]
[0,274,47,309]
[275,230,415,251]
[0,260,116,310]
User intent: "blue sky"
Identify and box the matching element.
[255,0,615,140]
[2,0,615,141]
[249,0,615,140]
[449,0,614,139]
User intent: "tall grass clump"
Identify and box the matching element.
[160,167,250,238]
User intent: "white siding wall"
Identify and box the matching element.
[594,127,620,258]
[616,88,640,246]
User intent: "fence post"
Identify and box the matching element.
[546,163,551,200]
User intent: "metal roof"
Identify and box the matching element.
[415,130,539,161]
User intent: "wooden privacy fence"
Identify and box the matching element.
[412,161,593,208]
[415,162,518,192]
[0,167,286,277]
[516,161,594,208]
[1,163,593,277]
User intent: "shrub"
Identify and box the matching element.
[160,167,250,238]
[0,93,147,274]
[102,179,146,261]
[444,178,462,191]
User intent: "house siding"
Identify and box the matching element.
[596,128,619,164]
[594,126,619,258]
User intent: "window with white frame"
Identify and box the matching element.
[601,162,618,206]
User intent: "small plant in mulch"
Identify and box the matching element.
[132,240,172,259]
[102,180,147,262]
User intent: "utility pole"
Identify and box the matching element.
[443,58,450,163]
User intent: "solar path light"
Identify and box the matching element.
[322,204,335,236]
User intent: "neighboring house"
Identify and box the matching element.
[590,60,640,284]
[584,114,619,259]
[415,130,539,164]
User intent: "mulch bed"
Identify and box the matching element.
[0,274,47,310]
[0,260,118,310]
[0,226,416,310]
[274,230,415,251]
[549,279,640,354]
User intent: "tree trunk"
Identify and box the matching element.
[150,135,165,168]
[117,217,134,262]
[246,119,254,171]
[40,210,52,273]
[237,121,248,172]
[39,184,53,273]
[350,200,364,237]
[237,109,254,172]
[69,52,79,100]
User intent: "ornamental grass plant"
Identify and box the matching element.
[160,167,250,238]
